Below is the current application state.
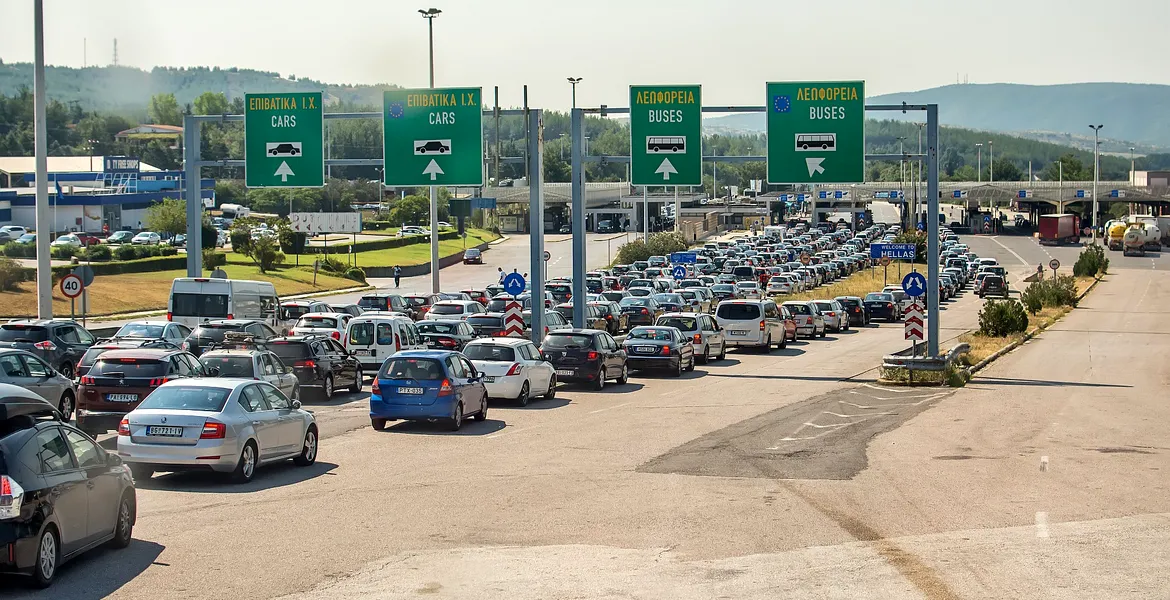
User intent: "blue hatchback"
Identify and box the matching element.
[369,350,488,431]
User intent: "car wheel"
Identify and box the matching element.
[543,374,557,399]
[473,399,488,421]
[449,403,464,431]
[58,361,73,380]
[761,335,772,353]
[819,328,827,338]
[129,464,154,482]
[685,354,695,372]
[321,375,334,400]
[673,358,683,377]
[779,332,787,349]
[371,418,387,431]
[31,526,59,588]
[348,368,363,393]
[108,492,135,549]
[516,381,530,407]
[293,426,318,466]
[594,368,607,391]
[616,363,629,385]
[57,391,74,422]
[231,440,258,484]
[698,344,709,364]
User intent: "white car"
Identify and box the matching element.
[0,225,27,238]
[50,234,83,249]
[765,276,792,295]
[427,300,486,321]
[463,337,556,406]
[812,300,849,333]
[288,312,353,341]
[131,231,161,245]
[397,226,430,238]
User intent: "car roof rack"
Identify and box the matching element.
[206,331,268,352]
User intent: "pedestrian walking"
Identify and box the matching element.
[393,265,402,288]
[498,267,505,284]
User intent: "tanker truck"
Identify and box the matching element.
[1123,224,1148,257]
[1107,220,1127,251]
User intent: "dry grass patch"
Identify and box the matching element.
[775,267,900,303]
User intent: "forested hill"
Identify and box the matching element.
[0,62,395,115]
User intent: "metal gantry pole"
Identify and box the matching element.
[424,10,440,293]
[569,108,587,328]
[33,0,52,318]
[528,109,545,344]
[183,115,203,276]
[926,104,941,358]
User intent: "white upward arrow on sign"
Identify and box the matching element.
[423,159,444,181]
[274,161,295,182]
[805,157,825,177]
[655,157,678,181]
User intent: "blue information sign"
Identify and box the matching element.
[671,265,688,280]
[502,272,526,296]
[670,251,697,264]
[902,272,927,297]
[869,243,917,260]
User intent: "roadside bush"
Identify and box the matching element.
[159,246,178,257]
[1073,244,1109,277]
[343,267,366,284]
[246,237,284,273]
[0,257,23,291]
[113,244,138,261]
[277,223,308,254]
[318,255,348,274]
[2,242,33,258]
[615,238,651,264]
[977,299,1029,337]
[84,244,112,261]
[203,249,227,270]
[229,230,252,255]
[364,220,392,230]
[646,231,688,257]
[50,245,76,260]
[1020,275,1077,315]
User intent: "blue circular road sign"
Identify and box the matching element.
[901,272,927,297]
[502,272,526,296]
[671,265,687,280]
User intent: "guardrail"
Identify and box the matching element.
[879,343,969,385]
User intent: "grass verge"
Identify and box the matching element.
[774,267,897,303]
[225,228,498,268]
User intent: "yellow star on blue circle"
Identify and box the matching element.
[388,102,405,118]
[773,95,791,113]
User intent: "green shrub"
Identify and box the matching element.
[277,224,308,254]
[50,246,76,260]
[246,237,284,273]
[113,244,138,261]
[892,231,928,263]
[84,244,112,261]
[203,249,227,270]
[1020,275,1077,315]
[318,256,348,273]
[0,257,23,291]
[229,230,252,255]
[343,267,366,284]
[615,239,651,264]
[1073,244,1108,277]
[978,299,1029,337]
[364,220,392,230]
[159,246,178,256]
[2,242,33,258]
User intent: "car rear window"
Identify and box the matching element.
[191,324,244,340]
[90,358,167,377]
[201,356,255,377]
[656,317,697,331]
[865,294,892,302]
[784,303,812,315]
[269,341,312,360]
[418,322,460,334]
[137,386,229,412]
[172,293,229,318]
[717,304,762,320]
[358,297,389,310]
[348,322,374,346]
[466,315,504,328]
[379,357,445,380]
[404,296,428,308]
[463,344,516,362]
[542,334,595,349]
[279,305,312,320]
[814,302,834,311]
[296,316,337,329]
[619,298,650,307]
[0,325,48,343]
[429,304,464,315]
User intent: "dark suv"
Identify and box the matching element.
[76,348,205,436]
[0,385,136,587]
[977,275,1008,299]
[357,293,413,318]
[268,335,363,400]
[182,319,280,357]
[539,329,628,391]
[0,319,97,380]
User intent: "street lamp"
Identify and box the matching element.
[1090,124,1103,240]
[1130,146,1136,185]
[975,143,982,183]
[418,8,441,88]
[988,140,994,184]
[567,77,582,109]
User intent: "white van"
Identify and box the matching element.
[344,312,426,371]
[168,278,278,328]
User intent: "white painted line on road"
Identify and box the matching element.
[824,410,896,419]
[485,425,541,439]
[861,383,919,393]
[588,402,631,414]
[990,236,1030,266]
[1035,511,1050,538]
[1040,455,1049,472]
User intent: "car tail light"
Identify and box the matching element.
[166,312,172,321]
[887,303,895,310]
[226,314,234,320]
[295,360,317,369]
[371,379,381,394]
[33,340,57,351]
[80,375,95,385]
[331,331,341,340]
[438,379,454,396]
[117,418,131,436]
[586,351,599,361]
[200,420,227,439]
[490,330,507,337]
[394,334,401,352]
[759,320,766,331]
[693,333,702,344]
[148,377,169,386]
[0,475,24,521]
[827,312,836,317]
[605,315,613,320]
[661,345,672,356]
[641,308,649,315]
[438,337,457,347]
[506,363,523,376]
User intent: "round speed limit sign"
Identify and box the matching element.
[59,273,84,299]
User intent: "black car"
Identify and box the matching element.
[0,319,97,380]
[182,320,280,357]
[415,140,450,154]
[621,326,696,376]
[416,320,477,351]
[587,301,629,335]
[465,313,508,338]
[619,297,664,327]
[462,248,484,264]
[268,335,363,400]
[0,386,136,587]
[977,275,1008,299]
[546,283,573,304]
[269,143,300,155]
[357,293,413,317]
[863,293,899,322]
[835,296,869,326]
[539,329,627,391]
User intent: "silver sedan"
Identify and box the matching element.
[0,349,76,420]
[117,378,318,484]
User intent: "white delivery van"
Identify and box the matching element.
[167,278,279,328]
[344,312,427,371]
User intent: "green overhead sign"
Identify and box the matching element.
[766,81,865,184]
[629,85,702,186]
[382,87,484,187]
[244,92,324,188]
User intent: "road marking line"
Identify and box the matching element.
[588,402,630,414]
[989,236,1030,265]
[1035,511,1050,538]
[1040,455,1049,472]
[485,425,540,439]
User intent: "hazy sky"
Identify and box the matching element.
[2,0,1166,109]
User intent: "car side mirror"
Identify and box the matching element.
[107,453,124,466]
[208,366,221,377]
[291,400,302,410]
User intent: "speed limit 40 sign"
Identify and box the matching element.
[59,273,84,299]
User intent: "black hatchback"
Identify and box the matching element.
[0,386,136,587]
[268,335,363,399]
[539,329,628,391]
[182,320,280,357]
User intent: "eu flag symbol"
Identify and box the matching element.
[388,102,405,119]
[772,95,791,113]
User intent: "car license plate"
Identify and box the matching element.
[106,393,138,402]
[397,387,424,394]
[730,330,748,336]
[146,426,183,437]
[556,369,574,377]
[482,376,496,383]
[354,349,373,356]
[635,346,657,353]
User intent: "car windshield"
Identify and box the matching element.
[429,304,464,315]
[463,344,516,362]
[191,324,244,340]
[280,305,313,320]
[418,322,459,334]
[814,302,834,311]
[737,282,760,289]
[784,303,813,315]
[717,304,762,320]
[201,356,255,377]
[466,315,503,327]
[543,334,595,349]
[115,323,166,338]
[656,317,697,331]
[601,291,625,302]
[865,293,892,302]
[358,297,389,310]
[629,279,653,288]
[379,357,445,380]
[138,386,230,412]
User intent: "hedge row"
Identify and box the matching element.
[313,231,460,255]
[12,256,191,281]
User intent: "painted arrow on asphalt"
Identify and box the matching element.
[423,159,445,181]
[274,161,295,182]
[656,157,678,181]
[805,157,826,177]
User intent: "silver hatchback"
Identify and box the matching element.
[655,313,726,363]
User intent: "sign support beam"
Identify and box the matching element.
[183,114,203,276]
[528,109,545,344]
[570,108,587,328]
[926,104,940,358]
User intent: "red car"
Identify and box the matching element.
[779,305,799,341]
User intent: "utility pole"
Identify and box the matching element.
[1130,146,1136,185]
[975,143,982,183]
[34,0,52,318]
[419,7,442,293]
[1090,124,1103,242]
[988,140,995,217]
